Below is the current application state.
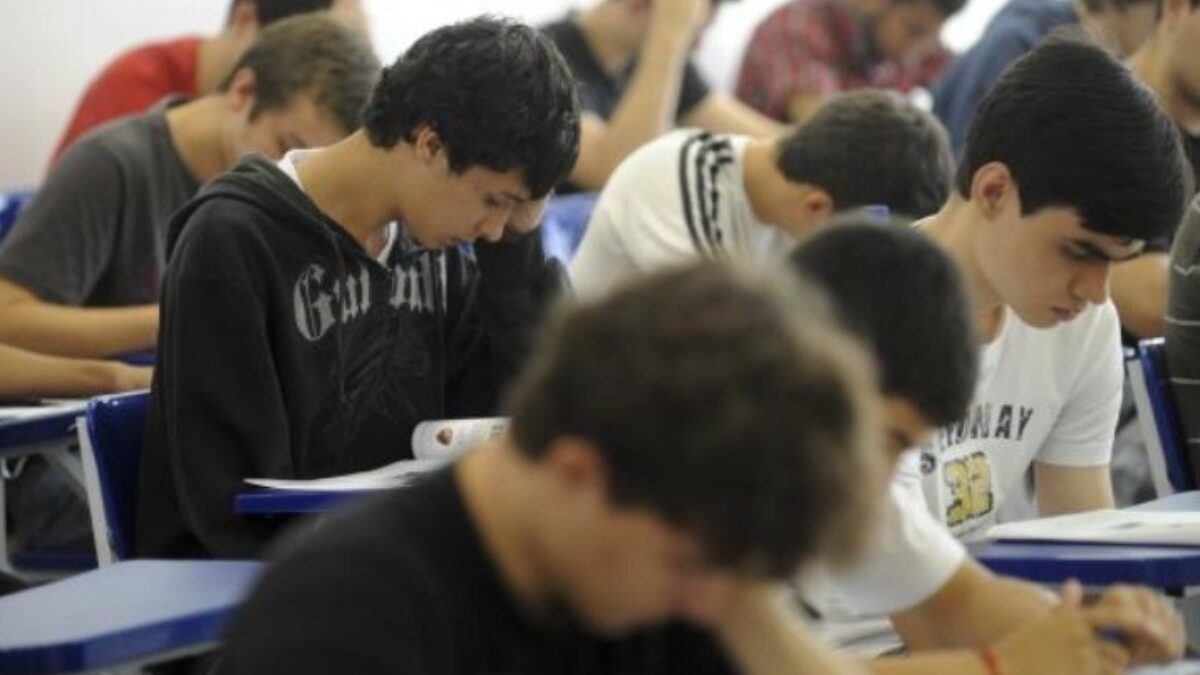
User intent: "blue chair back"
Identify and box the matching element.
[541,192,598,265]
[0,191,34,246]
[79,391,150,563]
[1132,338,1196,494]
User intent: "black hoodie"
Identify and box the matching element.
[137,156,563,559]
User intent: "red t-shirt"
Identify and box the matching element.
[736,0,949,122]
[50,36,201,165]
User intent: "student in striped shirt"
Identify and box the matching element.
[569,89,954,301]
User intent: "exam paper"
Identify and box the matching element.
[987,509,1200,546]
[245,457,446,492]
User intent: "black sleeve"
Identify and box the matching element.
[677,60,713,120]
[441,232,567,416]
[152,209,290,557]
[665,624,741,674]
[217,545,448,675]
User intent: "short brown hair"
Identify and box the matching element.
[506,262,883,577]
[222,14,380,134]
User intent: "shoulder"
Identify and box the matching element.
[253,482,457,612]
[811,472,965,614]
[600,130,699,199]
[65,108,169,171]
[167,194,279,275]
[983,0,1073,47]
[595,131,724,219]
[220,490,450,673]
[620,129,738,181]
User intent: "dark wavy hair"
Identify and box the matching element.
[791,218,978,427]
[362,16,581,199]
[958,36,1192,240]
[777,89,954,219]
[220,14,379,134]
[506,262,881,577]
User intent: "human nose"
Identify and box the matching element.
[1071,262,1111,306]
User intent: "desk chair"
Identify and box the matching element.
[78,391,150,565]
[1128,338,1197,496]
[540,192,598,265]
[0,191,33,245]
[0,559,261,675]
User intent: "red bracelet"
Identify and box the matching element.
[978,646,1004,675]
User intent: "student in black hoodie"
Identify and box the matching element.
[138,16,582,559]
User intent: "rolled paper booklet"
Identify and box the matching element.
[411,417,509,460]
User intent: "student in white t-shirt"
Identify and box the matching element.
[790,221,1185,673]
[569,89,954,299]
[907,36,1194,543]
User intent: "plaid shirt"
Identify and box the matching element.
[736,0,950,121]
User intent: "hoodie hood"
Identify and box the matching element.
[166,154,369,264]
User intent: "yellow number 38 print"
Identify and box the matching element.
[944,451,994,527]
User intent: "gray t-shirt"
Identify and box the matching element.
[1167,197,1200,481]
[0,97,199,306]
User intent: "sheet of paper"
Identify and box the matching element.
[0,401,86,426]
[245,457,447,492]
[987,509,1200,546]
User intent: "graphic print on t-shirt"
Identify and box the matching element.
[290,243,451,470]
[678,132,737,257]
[908,303,1123,541]
[919,400,1044,536]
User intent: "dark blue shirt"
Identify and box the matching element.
[932,0,1078,154]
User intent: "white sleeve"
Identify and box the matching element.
[568,182,635,301]
[568,134,706,300]
[814,471,967,616]
[1035,301,1123,467]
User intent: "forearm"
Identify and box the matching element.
[0,343,146,398]
[1035,463,1115,516]
[1111,254,1168,339]
[716,584,868,675]
[445,236,560,413]
[867,651,991,675]
[787,93,827,124]
[0,302,158,358]
[892,561,1055,650]
[571,30,692,188]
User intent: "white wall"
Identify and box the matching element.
[0,0,1002,190]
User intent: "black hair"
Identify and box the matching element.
[790,219,978,426]
[777,89,954,219]
[958,36,1193,241]
[898,0,967,18]
[507,262,880,576]
[1078,0,1160,11]
[362,16,581,199]
[221,14,379,133]
[227,0,339,27]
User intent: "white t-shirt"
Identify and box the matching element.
[569,129,793,299]
[903,302,1124,540]
[802,474,967,654]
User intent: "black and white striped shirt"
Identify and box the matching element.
[570,130,789,299]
